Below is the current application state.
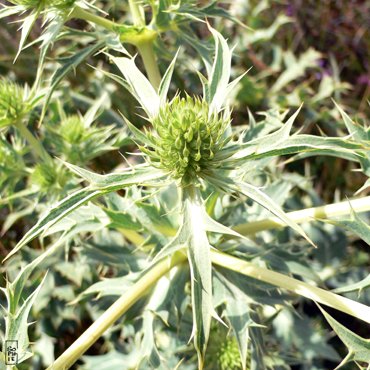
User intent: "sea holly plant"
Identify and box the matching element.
[1,2,370,370]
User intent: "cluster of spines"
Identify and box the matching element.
[143,95,229,183]
[0,78,28,127]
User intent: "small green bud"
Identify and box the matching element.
[216,336,242,370]
[59,115,85,144]
[0,78,29,128]
[30,163,66,191]
[146,95,229,183]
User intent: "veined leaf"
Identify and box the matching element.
[318,305,370,369]
[206,173,316,247]
[4,166,166,261]
[111,56,160,118]
[159,49,179,105]
[183,187,213,369]
[40,40,106,123]
[207,26,232,114]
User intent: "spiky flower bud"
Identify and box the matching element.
[145,95,230,184]
[216,337,242,370]
[30,163,67,191]
[0,78,30,128]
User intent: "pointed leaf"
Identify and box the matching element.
[235,181,316,247]
[111,56,160,118]
[4,166,166,261]
[318,305,370,368]
[159,49,179,105]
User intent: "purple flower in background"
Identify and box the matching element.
[357,74,370,85]
[286,4,294,16]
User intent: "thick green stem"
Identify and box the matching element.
[69,6,157,46]
[211,250,370,324]
[48,251,187,370]
[136,41,161,89]
[14,121,52,163]
[70,6,118,31]
[128,0,161,89]
[233,196,370,235]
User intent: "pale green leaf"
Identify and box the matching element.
[271,48,321,93]
[333,275,370,295]
[15,11,39,61]
[323,209,370,245]
[207,26,232,113]
[111,56,160,118]
[183,187,213,369]
[4,166,166,261]
[318,305,370,368]
[3,274,47,364]
[40,40,105,123]
[159,49,179,105]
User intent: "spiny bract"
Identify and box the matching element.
[144,95,229,183]
[0,78,28,128]
[8,0,75,10]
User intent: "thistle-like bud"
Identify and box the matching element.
[59,115,85,144]
[30,163,67,191]
[0,78,30,128]
[216,337,243,370]
[145,95,230,184]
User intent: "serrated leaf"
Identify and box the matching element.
[323,209,370,245]
[332,275,370,295]
[40,40,106,123]
[334,101,370,142]
[111,56,160,118]
[15,10,39,61]
[271,48,321,93]
[3,274,47,364]
[4,166,166,261]
[318,305,370,369]
[206,173,315,247]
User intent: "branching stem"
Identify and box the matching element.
[70,4,161,88]
[48,251,187,370]
[233,196,370,235]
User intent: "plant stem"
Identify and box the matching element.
[128,0,145,26]
[128,0,161,89]
[70,6,118,32]
[69,6,157,46]
[136,41,161,89]
[48,251,187,370]
[14,121,52,163]
[211,250,370,324]
[233,196,370,236]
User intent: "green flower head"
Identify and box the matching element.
[145,95,230,182]
[112,27,240,186]
[0,78,30,128]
